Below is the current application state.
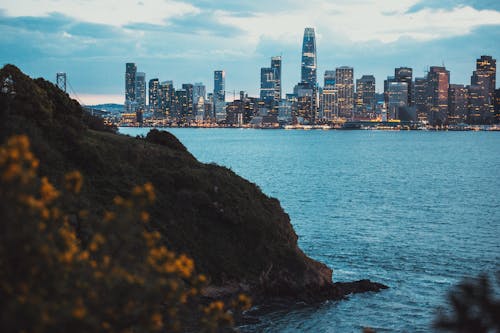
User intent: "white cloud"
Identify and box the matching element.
[1,0,200,26]
[217,0,500,44]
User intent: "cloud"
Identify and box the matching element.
[0,0,200,26]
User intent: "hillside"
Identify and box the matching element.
[0,64,386,303]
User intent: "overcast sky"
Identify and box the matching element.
[1,0,499,105]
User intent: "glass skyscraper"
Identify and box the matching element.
[301,27,317,87]
[271,56,282,101]
[214,70,226,119]
[125,63,137,104]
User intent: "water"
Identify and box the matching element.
[121,128,500,332]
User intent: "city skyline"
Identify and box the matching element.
[1,1,500,104]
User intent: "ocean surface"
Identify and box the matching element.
[121,127,500,332]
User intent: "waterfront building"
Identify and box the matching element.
[214,70,226,121]
[260,67,277,105]
[125,63,137,112]
[159,80,174,118]
[301,27,317,87]
[448,84,468,124]
[495,88,500,123]
[324,70,336,88]
[426,66,450,125]
[182,83,194,121]
[193,83,206,110]
[271,56,282,102]
[355,75,376,118]
[387,81,408,120]
[134,72,146,111]
[414,77,428,122]
[320,88,338,121]
[467,84,482,123]
[293,83,316,124]
[395,67,413,106]
[470,55,496,123]
[173,89,188,121]
[148,78,160,114]
[335,66,354,119]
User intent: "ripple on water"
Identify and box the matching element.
[120,128,500,332]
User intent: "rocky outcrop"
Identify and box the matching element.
[0,64,388,307]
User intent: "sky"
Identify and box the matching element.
[1,0,499,105]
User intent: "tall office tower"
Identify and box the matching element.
[260,67,277,104]
[159,81,174,117]
[395,67,413,105]
[495,88,500,123]
[383,76,395,105]
[214,70,226,119]
[271,56,282,102]
[387,81,408,120]
[148,78,160,114]
[448,84,468,124]
[426,66,450,125]
[320,88,338,121]
[293,83,315,124]
[335,66,354,119]
[193,83,206,107]
[301,27,317,87]
[125,63,137,110]
[134,72,146,110]
[414,77,428,122]
[470,55,496,123]
[182,83,194,120]
[324,70,336,88]
[355,75,376,117]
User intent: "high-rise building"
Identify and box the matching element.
[135,72,146,110]
[193,83,206,107]
[387,81,408,120]
[495,88,500,123]
[301,27,317,87]
[335,66,354,119]
[448,84,468,124]
[324,71,336,88]
[271,56,282,102]
[182,83,194,121]
[293,83,315,124]
[160,80,174,117]
[395,67,413,106]
[125,63,137,103]
[470,55,496,123]
[260,67,276,103]
[355,75,376,117]
[214,70,226,120]
[148,78,160,114]
[414,77,428,122]
[320,88,338,121]
[426,66,450,125]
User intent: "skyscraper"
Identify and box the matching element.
[125,63,137,107]
[448,84,468,124]
[426,66,450,125]
[414,77,428,122]
[160,80,174,117]
[193,83,206,106]
[214,70,226,120]
[395,67,413,106]
[387,81,408,120]
[271,56,282,102]
[148,78,160,114]
[324,71,336,88]
[134,72,146,110]
[335,66,354,119]
[182,83,194,120]
[470,55,496,123]
[355,75,376,117]
[301,27,317,87]
[260,67,276,103]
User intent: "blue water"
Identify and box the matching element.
[121,128,500,332]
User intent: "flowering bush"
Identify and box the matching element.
[0,135,250,333]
